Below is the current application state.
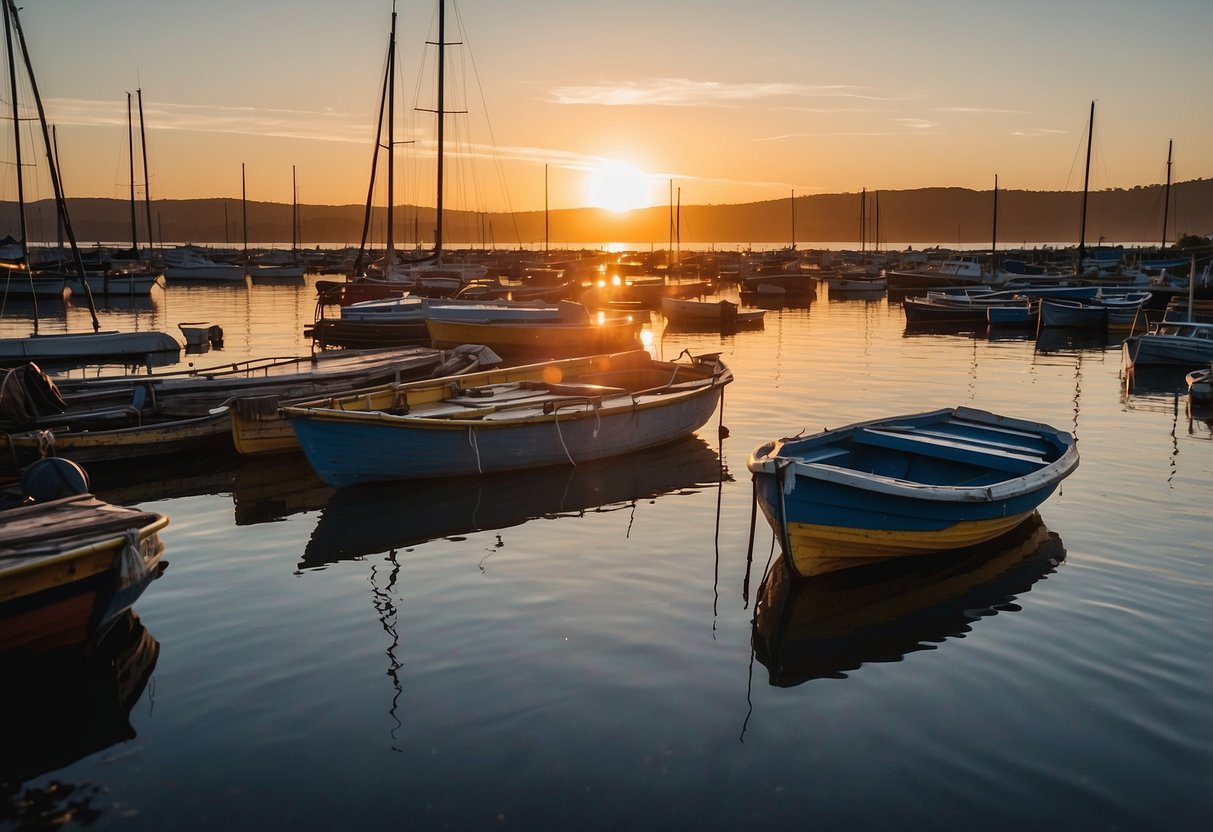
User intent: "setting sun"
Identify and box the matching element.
[585,160,658,212]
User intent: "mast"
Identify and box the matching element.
[859,188,866,259]
[6,0,99,330]
[790,189,795,250]
[1161,139,1172,249]
[1078,100,1094,272]
[385,2,397,269]
[544,163,549,254]
[352,11,393,277]
[3,0,29,284]
[991,174,999,275]
[241,162,247,258]
[127,92,138,254]
[875,190,880,255]
[292,164,298,253]
[137,88,154,254]
[434,0,445,259]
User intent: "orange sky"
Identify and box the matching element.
[4,0,1212,217]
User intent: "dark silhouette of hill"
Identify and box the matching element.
[3,180,1209,248]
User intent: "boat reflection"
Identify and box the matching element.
[303,435,728,568]
[0,612,158,819]
[90,452,332,526]
[752,512,1064,686]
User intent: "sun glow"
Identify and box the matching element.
[585,160,657,212]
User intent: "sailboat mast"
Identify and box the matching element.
[292,164,298,252]
[544,163,549,254]
[127,92,138,253]
[991,174,998,273]
[3,1,29,275]
[790,189,795,250]
[241,162,247,257]
[137,88,154,253]
[859,188,866,258]
[434,0,445,259]
[1161,139,1172,249]
[352,17,393,277]
[1078,100,1094,271]
[6,0,98,330]
[385,4,397,267]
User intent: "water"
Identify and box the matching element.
[2,277,1210,830]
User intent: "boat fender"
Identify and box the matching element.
[21,456,90,502]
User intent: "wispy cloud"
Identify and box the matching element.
[548,79,872,107]
[44,98,373,144]
[1012,128,1069,137]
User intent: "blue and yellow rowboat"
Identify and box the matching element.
[747,406,1079,577]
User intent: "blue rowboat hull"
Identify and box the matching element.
[293,392,722,487]
[747,406,1078,577]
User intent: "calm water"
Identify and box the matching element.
[2,277,1210,830]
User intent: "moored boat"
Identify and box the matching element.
[660,296,765,330]
[425,304,644,360]
[747,406,1079,577]
[1122,320,1213,368]
[284,350,732,488]
[1038,297,1109,329]
[1,486,168,653]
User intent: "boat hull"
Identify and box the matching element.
[747,406,1078,577]
[426,317,643,359]
[287,351,730,487]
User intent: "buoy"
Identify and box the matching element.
[21,457,90,502]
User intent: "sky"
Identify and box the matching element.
[4,0,1212,215]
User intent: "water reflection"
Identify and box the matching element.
[751,513,1065,686]
[0,612,159,825]
[91,452,332,525]
[303,436,729,568]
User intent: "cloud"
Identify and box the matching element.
[43,98,374,144]
[547,79,873,107]
[1012,128,1069,137]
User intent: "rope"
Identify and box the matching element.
[553,408,576,466]
[468,425,482,474]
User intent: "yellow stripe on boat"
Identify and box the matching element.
[784,513,1033,577]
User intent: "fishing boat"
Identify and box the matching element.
[986,299,1038,328]
[425,304,645,360]
[0,346,484,475]
[1187,365,1211,404]
[421,296,569,323]
[285,349,732,488]
[1122,320,1213,368]
[746,406,1079,577]
[0,487,168,653]
[660,296,766,330]
[1038,297,1109,329]
[0,329,181,367]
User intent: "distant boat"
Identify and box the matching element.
[285,350,732,488]
[747,406,1079,577]
[660,296,765,330]
[1123,320,1213,368]
[0,330,180,367]
[425,303,645,360]
[163,247,246,282]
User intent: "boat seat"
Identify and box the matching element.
[852,427,1047,475]
[795,446,851,464]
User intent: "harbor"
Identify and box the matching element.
[1,272,1209,829]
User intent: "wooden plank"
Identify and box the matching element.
[852,427,1046,474]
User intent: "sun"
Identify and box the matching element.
[585,160,656,212]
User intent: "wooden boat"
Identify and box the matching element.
[0,347,480,475]
[284,350,732,488]
[425,305,645,360]
[824,271,887,293]
[0,491,168,653]
[1122,321,1213,368]
[1187,364,1212,404]
[747,406,1079,577]
[0,329,182,367]
[421,296,569,323]
[1038,297,1109,329]
[227,344,500,455]
[660,296,765,330]
[578,278,713,310]
[986,299,1038,327]
[751,512,1064,685]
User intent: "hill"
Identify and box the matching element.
[3,180,1210,248]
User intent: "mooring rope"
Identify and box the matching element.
[468,425,482,474]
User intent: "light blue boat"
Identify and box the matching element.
[286,350,732,488]
[747,407,1079,577]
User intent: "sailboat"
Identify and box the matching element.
[0,0,179,366]
[349,0,485,295]
[247,165,306,280]
[65,90,163,297]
